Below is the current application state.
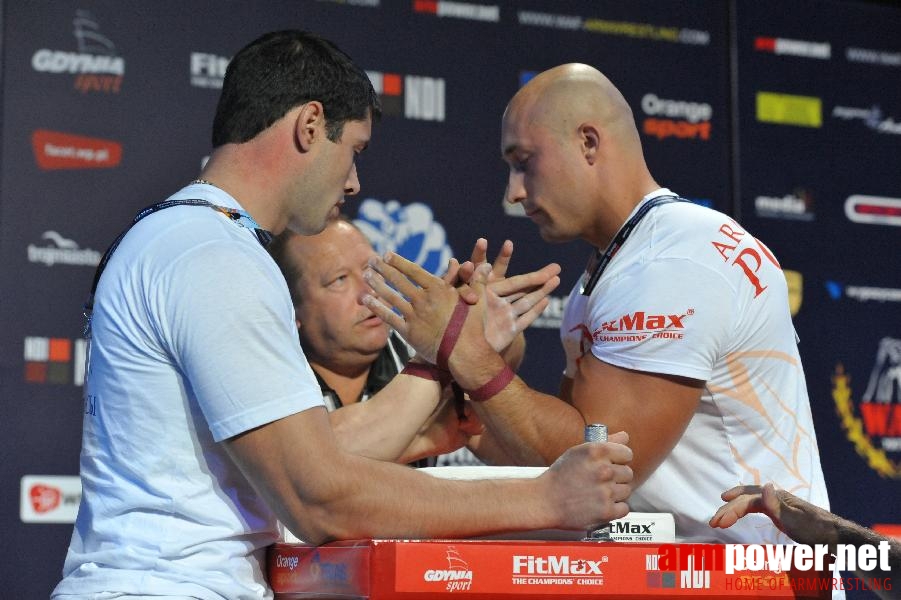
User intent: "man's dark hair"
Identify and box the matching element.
[212,30,380,147]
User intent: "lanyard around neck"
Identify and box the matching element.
[83,198,273,336]
[581,195,688,296]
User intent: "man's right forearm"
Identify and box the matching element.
[295,454,558,543]
[296,440,631,544]
[472,379,585,466]
[328,374,442,462]
[448,338,583,466]
[226,409,631,544]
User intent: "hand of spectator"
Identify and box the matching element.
[709,482,838,546]
[540,430,633,528]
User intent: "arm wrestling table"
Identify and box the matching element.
[268,539,833,599]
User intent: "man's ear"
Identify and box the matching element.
[579,123,601,165]
[295,101,325,152]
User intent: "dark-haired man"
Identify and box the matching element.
[54,33,633,599]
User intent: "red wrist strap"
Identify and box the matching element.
[401,362,452,389]
[466,365,515,402]
[436,297,470,372]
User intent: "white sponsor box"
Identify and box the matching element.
[20,475,81,523]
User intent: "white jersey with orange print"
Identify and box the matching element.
[561,189,831,544]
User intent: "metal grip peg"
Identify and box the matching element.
[583,423,611,542]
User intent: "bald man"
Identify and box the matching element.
[364,64,831,545]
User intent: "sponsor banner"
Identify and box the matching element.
[413,0,499,23]
[832,105,901,136]
[784,270,802,317]
[267,543,369,597]
[365,70,445,121]
[826,281,901,303]
[756,92,822,128]
[270,540,847,596]
[754,36,831,60]
[641,93,713,141]
[20,475,81,523]
[354,198,453,276]
[31,9,125,93]
[754,191,815,221]
[873,524,901,542]
[845,195,901,227]
[190,52,228,89]
[317,0,380,7]
[31,130,122,170]
[395,542,611,594]
[27,231,101,267]
[516,10,710,45]
[609,513,676,543]
[846,47,901,68]
[23,336,87,386]
[833,338,901,477]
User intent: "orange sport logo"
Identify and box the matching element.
[641,93,712,140]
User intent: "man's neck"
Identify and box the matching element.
[311,361,372,406]
[588,180,663,250]
[196,120,298,233]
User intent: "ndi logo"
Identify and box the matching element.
[354,199,453,276]
[365,70,445,121]
[24,336,87,386]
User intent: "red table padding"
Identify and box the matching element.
[269,540,833,599]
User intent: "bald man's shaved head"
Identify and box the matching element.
[504,64,638,150]
[500,63,658,247]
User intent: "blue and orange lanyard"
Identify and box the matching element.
[84,198,272,336]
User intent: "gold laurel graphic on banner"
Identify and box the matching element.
[832,364,900,478]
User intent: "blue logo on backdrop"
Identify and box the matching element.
[826,280,844,300]
[519,71,538,87]
[354,199,453,275]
